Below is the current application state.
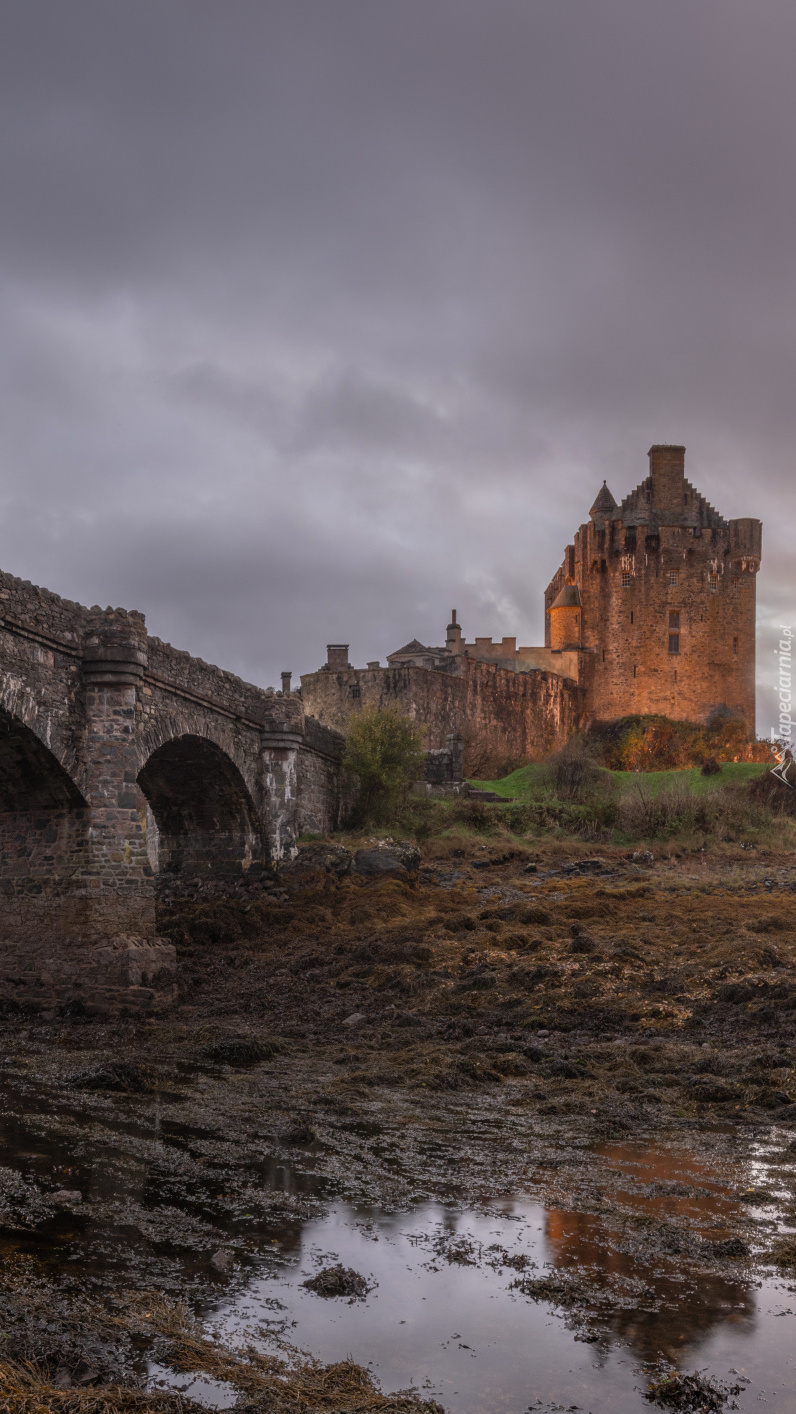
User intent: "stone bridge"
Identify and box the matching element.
[0,568,345,1013]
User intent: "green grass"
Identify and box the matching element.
[470,760,769,800]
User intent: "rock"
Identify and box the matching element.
[53,1368,72,1388]
[342,1012,366,1028]
[280,1122,316,1144]
[632,850,655,864]
[394,1010,423,1027]
[702,1236,749,1258]
[562,857,608,874]
[210,1248,232,1272]
[302,1263,369,1298]
[52,1189,82,1204]
[65,1062,158,1093]
[570,936,598,956]
[352,841,421,875]
[286,843,352,879]
[202,1036,278,1066]
[688,1076,742,1104]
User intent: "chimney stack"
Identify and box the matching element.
[280,671,292,694]
[326,644,350,671]
[648,444,686,518]
[446,609,463,655]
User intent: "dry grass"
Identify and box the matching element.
[0,1362,198,1414]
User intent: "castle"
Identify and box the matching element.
[301,445,761,774]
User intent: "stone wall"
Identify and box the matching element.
[301,658,580,777]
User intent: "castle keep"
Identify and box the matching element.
[302,445,761,771]
[544,444,760,725]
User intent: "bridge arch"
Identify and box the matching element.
[0,707,86,811]
[137,734,267,881]
[0,707,90,998]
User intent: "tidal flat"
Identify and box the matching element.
[2,839,796,1413]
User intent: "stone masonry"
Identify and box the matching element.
[0,569,345,1013]
[301,656,580,777]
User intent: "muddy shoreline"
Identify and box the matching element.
[2,840,796,1411]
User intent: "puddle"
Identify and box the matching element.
[188,1140,796,1413]
[3,1084,796,1412]
[203,1193,775,1414]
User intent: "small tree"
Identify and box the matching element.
[343,707,426,825]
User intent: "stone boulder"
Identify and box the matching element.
[352,841,421,876]
[285,843,353,882]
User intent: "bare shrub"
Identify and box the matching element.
[545,736,612,802]
[619,784,701,839]
[620,781,773,841]
[450,798,496,832]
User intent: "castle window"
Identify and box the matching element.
[669,611,680,630]
[709,573,719,591]
[668,571,679,587]
[733,576,740,588]
[621,572,632,588]
[668,634,680,654]
[349,684,361,698]
[633,665,637,678]
[630,611,634,624]
[733,637,738,656]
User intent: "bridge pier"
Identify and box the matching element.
[75,612,176,1011]
[260,714,304,862]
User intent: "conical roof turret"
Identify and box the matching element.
[589,480,618,521]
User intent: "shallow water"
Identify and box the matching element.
[173,1138,796,1414]
[195,1194,795,1414]
[4,1089,796,1412]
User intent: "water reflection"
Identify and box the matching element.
[0,1088,792,1413]
[545,1141,756,1363]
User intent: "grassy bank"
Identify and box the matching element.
[470,760,769,800]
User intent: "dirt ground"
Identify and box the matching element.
[2,834,796,1412]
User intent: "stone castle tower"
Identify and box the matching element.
[544,445,761,727]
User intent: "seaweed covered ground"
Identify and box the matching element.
[2,835,796,1411]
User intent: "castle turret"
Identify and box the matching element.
[589,481,618,524]
[549,583,581,650]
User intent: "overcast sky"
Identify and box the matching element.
[0,1,793,729]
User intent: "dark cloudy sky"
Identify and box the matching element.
[0,1,793,730]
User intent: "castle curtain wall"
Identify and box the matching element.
[301,658,580,776]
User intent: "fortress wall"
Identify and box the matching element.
[301,659,580,776]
